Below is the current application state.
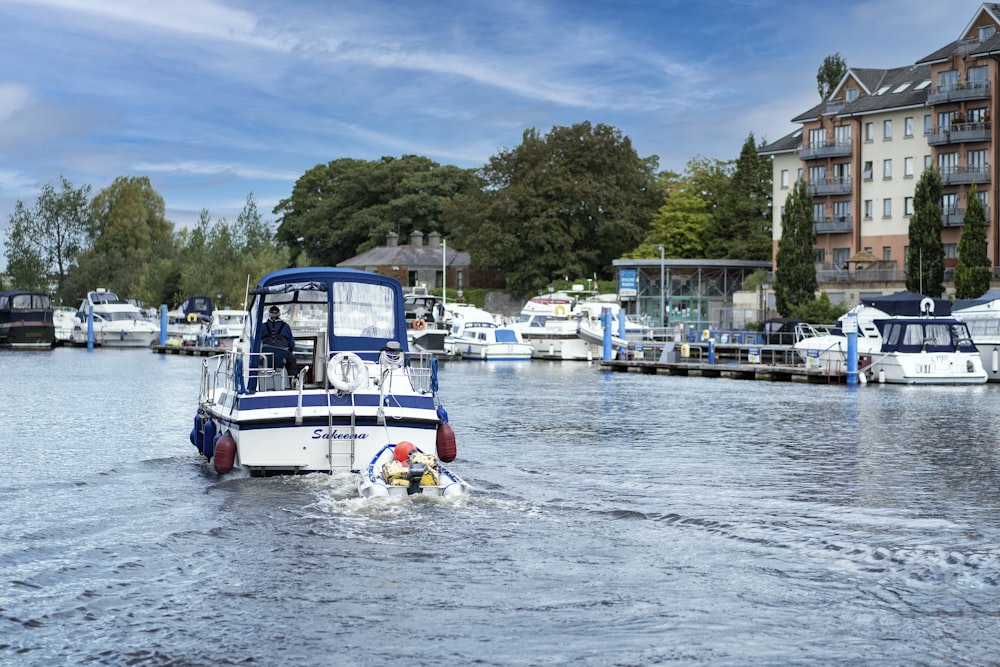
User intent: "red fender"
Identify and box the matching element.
[214,433,237,474]
[436,422,457,462]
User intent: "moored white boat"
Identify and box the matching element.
[444,309,533,360]
[953,290,1000,382]
[70,289,159,348]
[208,307,244,347]
[191,267,469,496]
[167,295,213,345]
[793,291,986,385]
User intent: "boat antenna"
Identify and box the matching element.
[243,274,250,310]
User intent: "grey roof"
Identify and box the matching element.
[917,3,1000,63]
[759,129,802,155]
[338,244,470,269]
[790,64,931,122]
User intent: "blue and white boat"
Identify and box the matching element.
[444,308,533,360]
[793,291,986,384]
[191,267,470,496]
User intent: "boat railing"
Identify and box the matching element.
[200,348,438,397]
[794,322,839,342]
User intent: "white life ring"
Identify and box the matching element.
[327,352,366,392]
[554,305,566,316]
[919,297,935,315]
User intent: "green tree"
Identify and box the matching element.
[774,180,817,316]
[954,185,992,299]
[64,176,174,302]
[2,176,91,299]
[3,201,50,292]
[705,133,772,260]
[817,53,848,100]
[906,168,945,297]
[274,156,480,266]
[465,121,661,294]
[626,178,710,259]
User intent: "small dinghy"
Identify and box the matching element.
[359,441,470,498]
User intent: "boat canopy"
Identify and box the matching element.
[247,267,408,360]
[861,291,951,316]
[874,318,978,354]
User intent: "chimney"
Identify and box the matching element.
[386,232,398,247]
[427,231,441,249]
[410,230,423,248]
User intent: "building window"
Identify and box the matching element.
[864,199,873,219]
[883,246,892,261]
[924,114,932,135]
[904,116,914,137]
[883,119,893,140]
[863,161,873,181]
[814,248,826,263]
[969,106,989,123]
[808,128,825,147]
[797,167,803,181]
[904,157,914,178]
[833,248,851,269]
[944,244,958,261]
[813,203,825,221]
[865,122,874,142]
[904,196,914,216]
[980,25,996,41]
[924,154,933,170]
[943,192,958,215]
[883,198,892,218]
[809,165,826,182]
[937,69,959,90]
[968,64,989,85]
[833,201,850,222]
[780,169,789,189]
[883,159,893,179]
[846,87,859,102]
[969,149,988,171]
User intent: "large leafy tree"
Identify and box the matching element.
[63,176,174,302]
[906,168,945,297]
[774,179,817,316]
[705,133,772,260]
[273,156,481,266]
[626,170,711,260]
[954,185,992,299]
[2,176,91,299]
[817,53,848,100]
[465,122,661,294]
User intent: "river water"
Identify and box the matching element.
[2,347,999,666]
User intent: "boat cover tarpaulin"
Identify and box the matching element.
[953,290,1000,311]
[861,291,951,316]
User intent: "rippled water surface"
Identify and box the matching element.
[2,348,999,665]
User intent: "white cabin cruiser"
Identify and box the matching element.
[794,292,986,385]
[208,308,245,347]
[444,309,533,360]
[191,267,470,497]
[953,290,1000,382]
[71,289,159,348]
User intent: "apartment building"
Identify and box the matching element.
[762,3,1000,284]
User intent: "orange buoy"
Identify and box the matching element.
[436,423,456,462]
[214,433,237,474]
[394,441,417,463]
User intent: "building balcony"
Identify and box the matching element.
[927,81,990,105]
[815,215,852,234]
[940,164,991,185]
[927,122,991,145]
[809,177,852,196]
[943,206,991,227]
[799,141,852,160]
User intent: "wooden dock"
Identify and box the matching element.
[601,341,851,383]
[151,344,223,357]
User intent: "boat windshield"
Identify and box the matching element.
[332,281,396,338]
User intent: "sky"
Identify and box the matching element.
[0,0,988,269]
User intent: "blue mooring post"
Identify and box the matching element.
[618,309,626,341]
[602,308,612,361]
[159,304,168,345]
[86,308,94,351]
[708,336,715,364]
[845,311,858,385]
